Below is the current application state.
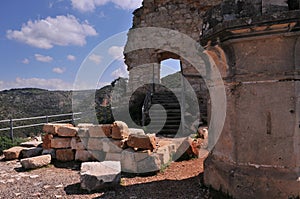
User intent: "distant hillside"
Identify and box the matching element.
[161,71,181,88]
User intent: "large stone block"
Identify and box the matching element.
[89,150,106,161]
[111,121,129,140]
[42,133,53,149]
[121,149,160,173]
[101,124,112,138]
[43,123,73,135]
[3,146,26,160]
[156,145,171,165]
[87,138,103,151]
[128,128,145,135]
[20,154,51,170]
[105,153,121,161]
[21,147,43,158]
[57,126,78,137]
[75,150,94,162]
[127,134,157,151]
[77,128,89,138]
[42,149,56,159]
[80,161,121,192]
[50,138,71,149]
[88,125,108,138]
[71,137,86,150]
[55,149,75,162]
[102,138,123,153]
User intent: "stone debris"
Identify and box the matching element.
[20,154,51,170]
[57,126,78,137]
[3,146,27,160]
[128,128,145,135]
[43,123,73,135]
[21,147,43,158]
[127,134,157,151]
[80,161,121,192]
[20,140,43,148]
[55,149,74,162]
[111,121,129,140]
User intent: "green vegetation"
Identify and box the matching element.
[0,136,26,155]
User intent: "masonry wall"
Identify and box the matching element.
[125,0,222,123]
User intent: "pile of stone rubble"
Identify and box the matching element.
[2,121,207,192]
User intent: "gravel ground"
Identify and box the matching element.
[0,155,225,199]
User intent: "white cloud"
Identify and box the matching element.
[22,58,30,64]
[88,53,102,65]
[67,54,76,61]
[53,67,66,74]
[35,54,53,63]
[108,46,124,61]
[111,64,128,79]
[71,0,142,12]
[0,77,73,91]
[7,15,97,49]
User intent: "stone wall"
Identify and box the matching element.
[125,0,222,124]
[201,0,300,198]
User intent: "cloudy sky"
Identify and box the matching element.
[0,0,143,91]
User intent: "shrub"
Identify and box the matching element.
[0,136,26,155]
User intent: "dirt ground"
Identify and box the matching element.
[0,155,226,199]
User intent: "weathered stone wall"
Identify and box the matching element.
[125,0,222,124]
[201,0,300,198]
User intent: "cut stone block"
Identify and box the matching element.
[20,154,51,170]
[156,145,171,165]
[101,124,112,138]
[87,138,103,151]
[43,123,73,135]
[89,150,106,162]
[3,146,27,160]
[75,150,94,162]
[42,149,56,159]
[50,138,71,149]
[80,161,121,192]
[20,140,43,148]
[77,128,89,138]
[88,125,107,138]
[56,149,75,162]
[57,126,78,137]
[127,134,157,151]
[42,133,53,149]
[102,138,123,153]
[21,147,43,158]
[111,121,129,140]
[105,153,121,161]
[121,149,160,173]
[71,137,86,150]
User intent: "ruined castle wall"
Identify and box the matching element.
[125,0,222,123]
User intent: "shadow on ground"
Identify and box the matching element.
[64,173,232,199]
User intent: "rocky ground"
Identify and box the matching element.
[0,155,227,199]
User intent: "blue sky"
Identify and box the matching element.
[0,0,143,91]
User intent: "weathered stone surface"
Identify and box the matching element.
[121,149,160,173]
[55,149,74,162]
[43,123,73,135]
[80,161,121,192]
[75,150,94,162]
[127,134,157,151]
[50,138,71,149]
[42,149,56,159]
[101,124,112,138]
[20,140,43,148]
[89,125,108,138]
[42,133,53,149]
[87,138,103,151]
[3,146,26,160]
[89,150,106,161]
[111,121,129,140]
[71,137,85,150]
[128,128,145,135]
[20,154,51,170]
[77,128,89,138]
[156,145,171,165]
[102,138,123,153]
[57,126,78,137]
[105,153,121,161]
[21,147,43,158]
